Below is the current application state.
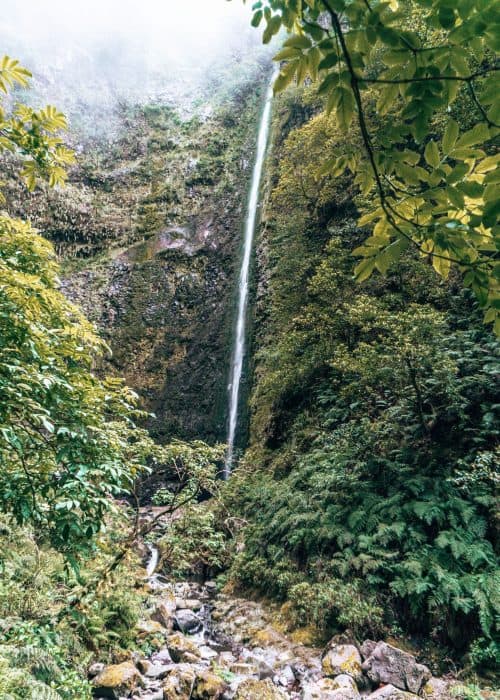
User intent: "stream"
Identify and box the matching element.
[88,544,459,700]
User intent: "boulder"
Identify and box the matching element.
[92,661,143,699]
[421,678,455,699]
[162,664,197,700]
[362,642,431,694]
[88,662,105,678]
[166,632,201,663]
[152,592,177,630]
[302,675,360,700]
[192,670,228,698]
[322,644,363,685]
[234,678,287,699]
[360,640,378,661]
[365,684,417,700]
[151,648,173,666]
[137,620,168,636]
[174,609,203,634]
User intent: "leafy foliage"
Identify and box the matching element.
[224,79,499,648]
[242,1,500,332]
[0,56,75,194]
[0,215,150,553]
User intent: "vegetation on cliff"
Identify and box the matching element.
[222,0,499,673]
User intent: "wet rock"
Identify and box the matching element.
[322,644,363,685]
[162,663,197,699]
[174,609,203,634]
[92,661,143,699]
[365,684,417,700]
[362,642,431,694]
[234,678,287,699]
[193,670,228,698]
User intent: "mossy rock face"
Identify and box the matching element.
[92,660,142,698]
[42,77,271,457]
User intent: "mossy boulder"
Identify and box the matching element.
[234,678,287,699]
[322,644,363,685]
[163,663,197,699]
[193,670,228,698]
[92,660,143,698]
[166,632,201,663]
[361,642,431,694]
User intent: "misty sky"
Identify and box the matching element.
[0,1,271,136]
[0,1,254,57]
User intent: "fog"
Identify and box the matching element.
[0,1,272,137]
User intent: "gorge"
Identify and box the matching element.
[0,2,498,699]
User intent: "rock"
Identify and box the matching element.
[166,632,201,663]
[218,651,237,666]
[365,684,417,700]
[360,640,378,660]
[175,598,203,611]
[234,678,287,699]
[302,676,360,700]
[162,664,197,699]
[192,670,228,699]
[136,658,151,675]
[199,645,218,661]
[362,642,431,694]
[322,644,363,685]
[92,661,143,699]
[137,620,168,636]
[151,649,172,665]
[88,662,106,678]
[145,663,172,680]
[276,664,295,687]
[205,581,217,595]
[139,693,163,700]
[421,678,455,699]
[230,662,260,677]
[174,609,203,634]
[152,592,177,630]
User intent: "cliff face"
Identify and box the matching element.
[4,72,270,443]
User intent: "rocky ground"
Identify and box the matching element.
[88,556,471,700]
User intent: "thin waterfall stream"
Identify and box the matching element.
[225,73,276,477]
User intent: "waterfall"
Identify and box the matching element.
[225,73,275,477]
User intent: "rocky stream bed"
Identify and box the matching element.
[88,551,470,700]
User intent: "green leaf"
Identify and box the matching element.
[424,140,440,168]
[354,257,376,282]
[442,120,459,154]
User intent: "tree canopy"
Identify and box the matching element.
[0,58,147,555]
[243,0,499,333]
